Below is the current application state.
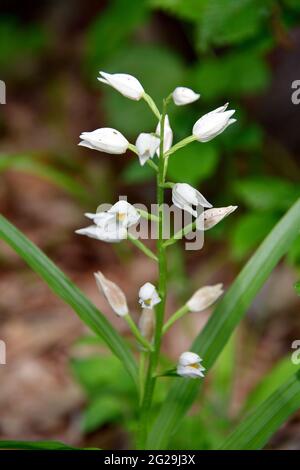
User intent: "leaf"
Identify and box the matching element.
[295,281,300,295]
[230,212,279,260]
[0,154,89,203]
[0,440,76,450]
[85,0,149,74]
[82,395,123,433]
[147,198,300,449]
[168,141,219,186]
[219,371,300,449]
[150,0,207,21]
[242,356,297,412]
[0,215,138,384]
[234,177,300,211]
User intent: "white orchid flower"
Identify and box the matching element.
[135,133,160,166]
[94,271,128,317]
[187,284,224,312]
[139,282,161,309]
[202,206,237,230]
[193,103,236,142]
[156,114,173,155]
[79,128,129,154]
[177,352,205,379]
[75,224,127,243]
[98,71,144,101]
[85,201,140,229]
[172,183,212,217]
[172,87,200,106]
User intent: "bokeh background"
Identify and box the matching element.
[0,0,300,449]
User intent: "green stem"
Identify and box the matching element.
[124,314,154,352]
[128,143,158,172]
[143,93,161,120]
[162,304,189,334]
[137,99,168,449]
[164,135,196,158]
[163,220,198,248]
[137,209,159,222]
[127,233,158,262]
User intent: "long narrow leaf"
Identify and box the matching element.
[148,198,300,448]
[219,371,300,449]
[0,440,77,450]
[0,215,138,384]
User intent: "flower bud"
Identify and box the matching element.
[187,284,224,312]
[75,224,127,243]
[172,87,200,106]
[98,71,144,101]
[193,103,236,142]
[139,282,161,309]
[172,183,212,217]
[94,271,128,317]
[135,133,160,166]
[177,351,205,379]
[156,115,173,154]
[79,128,129,154]
[202,206,237,230]
[138,308,155,342]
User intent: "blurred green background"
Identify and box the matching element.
[0,0,300,450]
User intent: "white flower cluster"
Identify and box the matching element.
[76,71,238,379]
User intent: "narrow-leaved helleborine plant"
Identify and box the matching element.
[76,72,237,448]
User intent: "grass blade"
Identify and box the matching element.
[219,371,300,449]
[0,215,138,384]
[148,198,300,449]
[0,440,77,450]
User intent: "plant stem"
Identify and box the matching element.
[137,99,168,449]
[162,304,189,334]
[137,209,159,222]
[124,314,154,352]
[163,220,198,248]
[164,135,196,157]
[127,232,158,262]
[143,93,161,120]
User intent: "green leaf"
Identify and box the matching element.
[219,371,300,449]
[82,395,123,433]
[0,440,77,450]
[150,0,207,21]
[234,177,300,211]
[168,142,219,186]
[148,198,300,449]
[242,356,297,411]
[230,212,279,260]
[0,154,89,203]
[295,281,300,295]
[0,215,138,385]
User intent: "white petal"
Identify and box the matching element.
[172,183,212,216]
[135,133,160,165]
[178,351,202,367]
[108,201,140,227]
[187,284,224,312]
[94,271,128,316]
[75,224,127,243]
[177,365,205,379]
[193,105,236,142]
[138,282,161,309]
[98,71,144,101]
[156,114,173,154]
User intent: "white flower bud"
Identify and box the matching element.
[172,183,212,217]
[98,71,144,101]
[177,351,205,379]
[172,87,200,106]
[193,103,236,142]
[94,271,128,317]
[187,284,224,312]
[135,133,160,166]
[139,282,161,309]
[79,128,129,154]
[155,114,173,154]
[138,308,155,342]
[202,206,237,230]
